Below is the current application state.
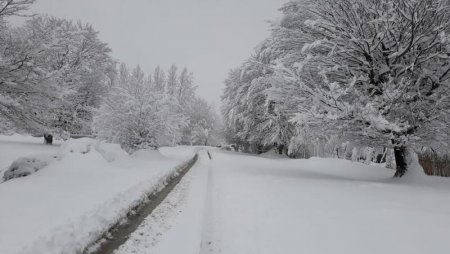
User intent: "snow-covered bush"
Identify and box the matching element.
[3,157,48,181]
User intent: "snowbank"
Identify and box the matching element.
[57,137,129,162]
[0,136,197,254]
[133,148,168,161]
[159,146,206,160]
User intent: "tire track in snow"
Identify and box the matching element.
[199,150,222,254]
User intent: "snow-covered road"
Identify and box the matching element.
[119,149,450,254]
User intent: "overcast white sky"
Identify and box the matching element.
[24,0,286,107]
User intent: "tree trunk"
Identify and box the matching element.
[277,144,285,155]
[393,146,407,177]
[44,134,53,145]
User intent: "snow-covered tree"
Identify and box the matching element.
[222,0,450,177]
[177,68,196,107]
[0,0,43,133]
[29,16,115,135]
[166,64,178,96]
[152,66,166,93]
[221,55,296,154]
[1,14,115,137]
[279,0,450,176]
[182,97,220,145]
[0,0,34,19]
[93,64,185,150]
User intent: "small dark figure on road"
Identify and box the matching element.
[44,134,53,145]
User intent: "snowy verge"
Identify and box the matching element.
[0,134,61,183]
[0,136,197,254]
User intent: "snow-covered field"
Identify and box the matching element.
[118,150,450,254]
[0,135,196,254]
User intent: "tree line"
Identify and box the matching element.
[222,0,450,177]
[0,0,220,150]
[94,64,221,150]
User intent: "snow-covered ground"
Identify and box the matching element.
[0,135,62,182]
[2,136,450,254]
[118,149,450,254]
[0,135,196,254]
